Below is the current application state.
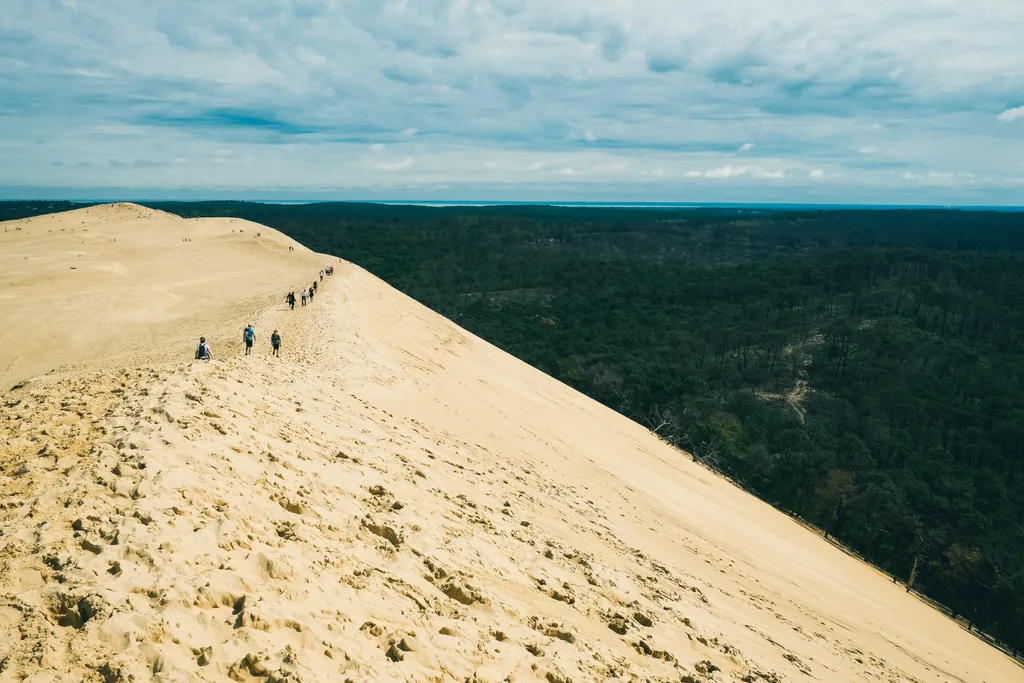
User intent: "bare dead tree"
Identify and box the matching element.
[676,430,723,471]
[694,439,723,470]
[643,405,679,441]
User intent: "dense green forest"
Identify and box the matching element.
[0,201,86,223]
[5,200,1024,655]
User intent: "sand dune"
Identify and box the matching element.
[1,204,1020,683]
[0,203,318,387]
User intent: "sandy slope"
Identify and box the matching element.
[0,205,1020,683]
[0,203,319,386]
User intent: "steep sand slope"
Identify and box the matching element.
[1,204,1021,683]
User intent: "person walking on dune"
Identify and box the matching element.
[301,289,308,306]
[195,337,212,361]
[271,329,281,357]
[243,324,255,356]
[308,285,315,303]
[286,291,296,310]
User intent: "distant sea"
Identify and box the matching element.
[54,199,1023,211]
[251,200,1024,211]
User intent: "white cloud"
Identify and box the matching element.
[375,157,415,171]
[689,165,785,179]
[739,142,755,151]
[808,169,824,179]
[902,170,976,184]
[997,106,1024,122]
[859,147,878,154]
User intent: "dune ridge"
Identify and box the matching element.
[1,204,1020,683]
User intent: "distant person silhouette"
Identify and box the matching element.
[271,330,281,357]
[286,291,296,310]
[243,324,255,355]
[301,289,307,306]
[195,337,211,361]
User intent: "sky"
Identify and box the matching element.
[1,0,1023,205]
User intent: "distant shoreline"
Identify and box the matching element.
[43,199,1023,212]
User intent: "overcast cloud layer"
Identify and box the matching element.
[1,0,1023,204]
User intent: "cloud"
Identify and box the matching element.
[902,170,977,185]
[688,165,786,179]
[600,25,628,62]
[808,169,824,179]
[646,50,688,74]
[1,1,1023,204]
[997,106,1024,122]
[138,108,325,136]
[375,157,416,171]
[382,68,426,85]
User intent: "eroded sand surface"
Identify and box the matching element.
[1,204,1020,683]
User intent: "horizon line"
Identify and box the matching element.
[2,198,1023,211]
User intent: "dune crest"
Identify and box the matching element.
[1,205,1020,682]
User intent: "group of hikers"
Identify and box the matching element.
[194,265,335,361]
[194,324,280,360]
[285,267,332,310]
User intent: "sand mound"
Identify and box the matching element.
[0,205,1020,683]
[0,203,316,386]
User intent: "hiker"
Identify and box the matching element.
[319,270,324,282]
[309,286,315,303]
[195,337,212,361]
[271,330,281,357]
[286,291,296,310]
[243,324,255,355]
[301,289,308,306]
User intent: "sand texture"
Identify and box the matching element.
[1,204,1020,683]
